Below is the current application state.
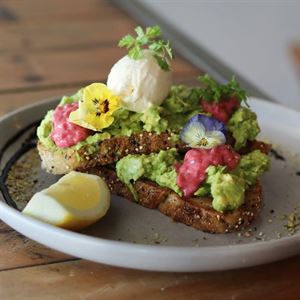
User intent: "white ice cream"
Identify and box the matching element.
[107,50,172,113]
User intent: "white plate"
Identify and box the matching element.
[0,97,300,272]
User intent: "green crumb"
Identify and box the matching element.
[283,212,300,235]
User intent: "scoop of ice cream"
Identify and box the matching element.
[107,50,172,113]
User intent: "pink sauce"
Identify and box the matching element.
[51,103,90,148]
[201,96,239,123]
[177,145,240,197]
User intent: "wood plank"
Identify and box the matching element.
[0,47,199,92]
[0,222,72,271]
[0,76,199,270]
[0,19,136,53]
[0,0,125,23]
[0,258,299,300]
[0,86,83,116]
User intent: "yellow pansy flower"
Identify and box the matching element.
[69,83,120,131]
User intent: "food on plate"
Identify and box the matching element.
[22,171,110,230]
[36,25,271,233]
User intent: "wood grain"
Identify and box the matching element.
[0,257,299,300]
[0,0,125,23]
[0,19,136,53]
[0,87,82,116]
[0,222,72,271]
[0,47,199,92]
[0,0,299,299]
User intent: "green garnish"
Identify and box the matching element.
[283,212,300,235]
[118,25,173,71]
[198,74,248,105]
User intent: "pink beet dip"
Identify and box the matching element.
[177,145,241,197]
[51,103,90,148]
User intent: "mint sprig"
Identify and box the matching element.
[118,25,173,71]
[198,74,248,105]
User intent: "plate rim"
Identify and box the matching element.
[0,97,300,272]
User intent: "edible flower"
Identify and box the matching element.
[69,83,120,131]
[180,114,226,149]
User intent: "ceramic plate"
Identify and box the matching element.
[0,98,300,272]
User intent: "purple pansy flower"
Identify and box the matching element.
[180,114,226,149]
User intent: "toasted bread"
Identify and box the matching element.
[84,166,262,233]
[38,131,187,174]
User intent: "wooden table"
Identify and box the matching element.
[0,1,299,299]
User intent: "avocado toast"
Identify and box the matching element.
[37,26,271,233]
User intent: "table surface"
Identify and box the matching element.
[0,1,299,299]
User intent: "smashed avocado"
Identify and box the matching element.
[194,149,270,211]
[162,85,201,113]
[38,84,202,151]
[115,148,269,212]
[234,150,270,186]
[37,107,110,154]
[206,166,246,212]
[116,149,182,195]
[37,110,55,149]
[227,107,260,150]
[59,89,83,105]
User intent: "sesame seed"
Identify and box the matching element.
[244,231,251,237]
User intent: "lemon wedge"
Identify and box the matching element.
[23,171,110,230]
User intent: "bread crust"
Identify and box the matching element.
[38,131,187,174]
[85,167,262,233]
[38,132,268,232]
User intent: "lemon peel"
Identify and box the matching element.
[23,171,110,230]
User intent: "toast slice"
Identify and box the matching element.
[38,131,187,174]
[84,167,262,234]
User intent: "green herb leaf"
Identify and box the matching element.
[128,46,143,60]
[118,35,135,49]
[153,54,170,71]
[198,74,248,105]
[135,26,144,38]
[118,25,173,71]
[145,25,161,38]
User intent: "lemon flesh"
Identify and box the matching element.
[23,171,110,230]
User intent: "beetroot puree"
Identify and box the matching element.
[51,103,90,148]
[201,96,239,123]
[177,145,240,197]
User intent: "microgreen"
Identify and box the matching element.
[118,25,173,71]
[198,74,248,105]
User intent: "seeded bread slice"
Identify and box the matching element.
[84,167,262,233]
[38,131,187,174]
